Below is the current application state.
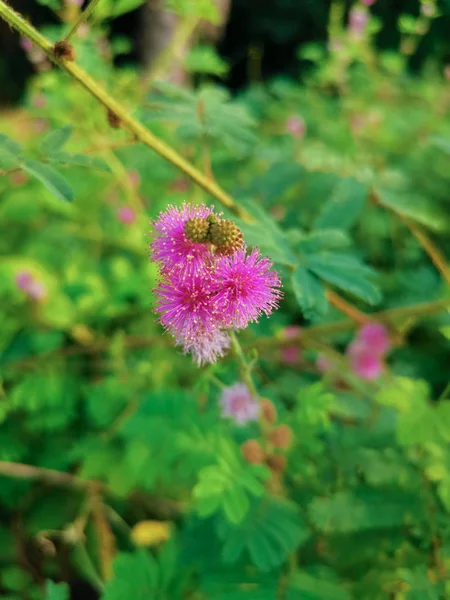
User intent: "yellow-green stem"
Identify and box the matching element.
[0,1,247,220]
[229,331,259,399]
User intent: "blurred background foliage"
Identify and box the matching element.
[0,0,450,598]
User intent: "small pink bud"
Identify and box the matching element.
[316,354,334,374]
[10,172,28,186]
[421,3,435,17]
[127,170,141,188]
[357,322,391,356]
[20,37,33,53]
[77,23,90,39]
[348,8,369,36]
[117,206,137,225]
[283,326,302,340]
[348,343,383,380]
[32,118,49,134]
[15,270,33,291]
[31,93,47,109]
[170,178,189,192]
[281,345,301,365]
[286,115,306,138]
[26,280,47,302]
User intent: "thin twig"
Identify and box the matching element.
[64,0,102,41]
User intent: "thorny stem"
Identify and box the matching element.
[229,331,259,399]
[64,0,102,41]
[0,0,248,220]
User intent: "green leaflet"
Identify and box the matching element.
[22,159,74,203]
[45,581,69,600]
[315,177,368,230]
[39,126,73,155]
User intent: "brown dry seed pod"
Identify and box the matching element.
[240,439,265,464]
[269,424,293,449]
[266,454,287,473]
[53,40,76,61]
[260,398,277,424]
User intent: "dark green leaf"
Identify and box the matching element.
[291,266,328,317]
[22,159,74,202]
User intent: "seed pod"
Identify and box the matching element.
[266,454,287,473]
[269,424,293,449]
[185,217,210,243]
[260,398,277,424]
[241,439,265,464]
[53,40,76,61]
[209,219,243,256]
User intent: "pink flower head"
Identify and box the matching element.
[316,354,334,374]
[348,8,369,36]
[20,37,33,53]
[180,329,230,366]
[117,205,137,225]
[220,383,259,425]
[213,248,282,329]
[347,341,383,380]
[155,272,220,343]
[15,270,33,291]
[282,345,300,365]
[286,115,306,138]
[151,202,215,277]
[357,322,391,356]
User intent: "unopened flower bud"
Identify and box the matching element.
[269,425,293,449]
[209,219,243,256]
[241,439,265,464]
[266,454,287,473]
[260,398,277,424]
[185,217,210,243]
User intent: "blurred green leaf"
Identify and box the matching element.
[315,178,367,230]
[22,159,74,202]
[39,126,73,155]
[291,265,328,317]
[46,151,111,172]
[45,581,69,600]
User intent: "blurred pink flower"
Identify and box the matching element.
[32,118,49,134]
[170,178,189,192]
[328,38,344,52]
[117,206,137,225]
[286,115,306,138]
[10,172,28,186]
[348,8,369,36]
[66,0,84,5]
[281,345,301,365]
[316,354,334,374]
[421,3,435,17]
[31,93,47,109]
[20,37,33,53]
[347,341,383,380]
[127,170,141,189]
[15,270,33,291]
[358,322,391,356]
[220,383,259,425]
[77,23,90,38]
[15,270,47,302]
[283,326,302,340]
[361,0,375,5]
[26,280,47,302]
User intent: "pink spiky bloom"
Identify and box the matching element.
[16,270,33,291]
[220,383,259,425]
[213,248,282,329]
[151,202,215,277]
[286,115,306,138]
[117,206,137,225]
[316,354,334,374]
[155,272,220,344]
[357,322,391,356]
[347,341,383,380]
[179,329,230,366]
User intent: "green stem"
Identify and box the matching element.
[0,1,248,220]
[229,331,259,399]
[64,0,102,41]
